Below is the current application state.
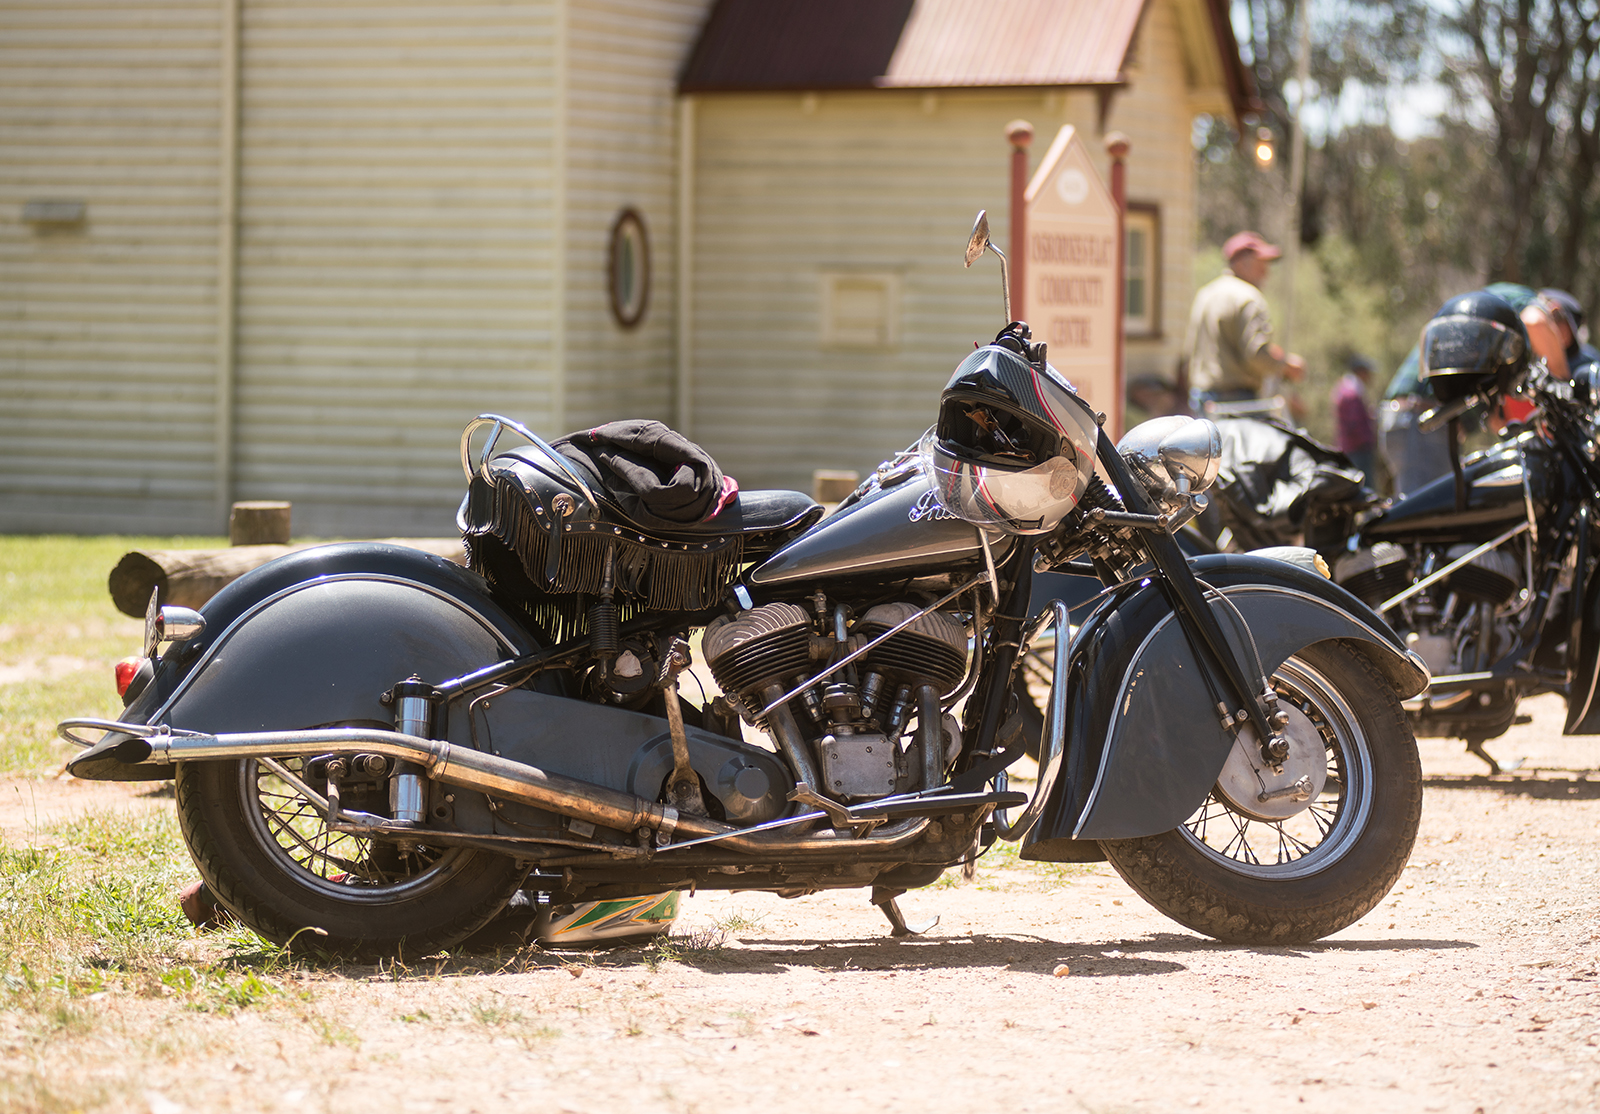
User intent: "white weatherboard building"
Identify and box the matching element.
[0,0,1250,536]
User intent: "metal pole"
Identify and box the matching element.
[1282,0,1312,351]
[675,96,696,435]
[213,0,240,532]
[1006,120,1033,323]
[1106,132,1129,440]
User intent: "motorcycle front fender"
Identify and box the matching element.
[1023,552,1427,858]
[68,543,544,781]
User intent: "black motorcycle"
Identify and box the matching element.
[58,212,1426,953]
[1331,358,1600,771]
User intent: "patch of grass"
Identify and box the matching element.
[0,808,197,1030]
[301,1006,361,1048]
[461,994,560,1047]
[640,925,731,970]
[465,994,526,1028]
[710,908,764,935]
[0,534,221,775]
[937,837,1106,892]
[159,965,281,1014]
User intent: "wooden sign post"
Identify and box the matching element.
[1023,126,1124,437]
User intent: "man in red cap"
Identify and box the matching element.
[1183,231,1306,409]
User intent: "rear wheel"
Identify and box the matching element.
[1101,641,1422,944]
[175,741,526,957]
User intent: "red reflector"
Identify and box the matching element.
[115,657,143,698]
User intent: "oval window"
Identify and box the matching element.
[607,209,650,329]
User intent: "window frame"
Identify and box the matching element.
[1122,202,1161,339]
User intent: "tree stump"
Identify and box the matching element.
[811,470,860,504]
[229,501,291,546]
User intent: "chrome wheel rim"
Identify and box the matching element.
[239,756,471,903]
[1177,656,1374,880]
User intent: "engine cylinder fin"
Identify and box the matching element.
[1334,542,1410,608]
[703,602,815,701]
[858,603,969,694]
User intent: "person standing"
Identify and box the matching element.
[1184,231,1308,410]
[1331,354,1377,478]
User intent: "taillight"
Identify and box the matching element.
[115,657,144,698]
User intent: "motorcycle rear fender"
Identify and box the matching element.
[1023,552,1427,858]
[69,543,543,781]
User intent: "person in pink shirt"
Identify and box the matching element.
[1332,354,1376,479]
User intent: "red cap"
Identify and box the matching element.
[1222,231,1282,262]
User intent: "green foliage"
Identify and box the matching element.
[0,535,221,774]
[159,965,281,1013]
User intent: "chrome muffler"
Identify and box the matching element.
[57,720,931,857]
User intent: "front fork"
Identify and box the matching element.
[1093,430,1292,764]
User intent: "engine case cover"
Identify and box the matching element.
[816,731,898,800]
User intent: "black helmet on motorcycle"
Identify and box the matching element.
[1418,289,1530,403]
[919,345,1100,535]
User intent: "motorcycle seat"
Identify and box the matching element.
[480,449,823,541]
[642,488,824,539]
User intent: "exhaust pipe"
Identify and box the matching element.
[59,720,931,857]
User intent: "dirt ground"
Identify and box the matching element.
[6,695,1600,1114]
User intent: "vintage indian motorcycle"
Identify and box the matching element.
[1329,295,1600,773]
[59,212,1427,953]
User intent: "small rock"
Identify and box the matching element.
[1053,964,1071,977]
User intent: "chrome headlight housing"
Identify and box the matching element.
[1116,416,1221,510]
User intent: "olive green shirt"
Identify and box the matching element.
[1184,269,1284,394]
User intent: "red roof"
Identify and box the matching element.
[882,0,1142,88]
[680,0,1254,120]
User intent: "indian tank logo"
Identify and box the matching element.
[908,490,961,523]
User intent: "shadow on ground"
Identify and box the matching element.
[1424,774,1600,799]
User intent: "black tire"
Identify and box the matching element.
[1100,641,1422,944]
[175,749,528,958]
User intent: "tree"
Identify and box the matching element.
[1444,0,1600,289]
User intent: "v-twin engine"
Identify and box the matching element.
[702,601,968,801]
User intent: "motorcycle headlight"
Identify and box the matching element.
[1116,416,1222,507]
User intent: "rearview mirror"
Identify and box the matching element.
[965,210,992,268]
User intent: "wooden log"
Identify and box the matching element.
[107,539,468,617]
[229,501,292,546]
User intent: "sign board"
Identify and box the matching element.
[1024,126,1122,436]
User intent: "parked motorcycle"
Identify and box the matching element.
[58,211,1426,954]
[1205,290,1600,773]
[1328,294,1600,771]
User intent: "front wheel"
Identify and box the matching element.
[175,745,528,957]
[1101,641,1422,944]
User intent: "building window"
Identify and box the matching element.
[821,272,900,349]
[1123,203,1160,337]
[608,209,650,329]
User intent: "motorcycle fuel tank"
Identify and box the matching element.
[748,472,1012,587]
[1365,437,1547,544]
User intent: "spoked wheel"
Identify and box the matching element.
[1101,641,1422,944]
[176,735,527,957]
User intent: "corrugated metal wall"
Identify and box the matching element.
[0,0,1217,534]
[688,90,1028,493]
[686,0,1208,493]
[563,0,708,432]
[0,1,224,533]
[231,0,564,537]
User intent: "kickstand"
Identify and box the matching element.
[871,886,938,938]
[1465,738,1502,775]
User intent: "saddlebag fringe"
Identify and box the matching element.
[462,474,743,625]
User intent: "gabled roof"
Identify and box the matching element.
[679,0,1255,122]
